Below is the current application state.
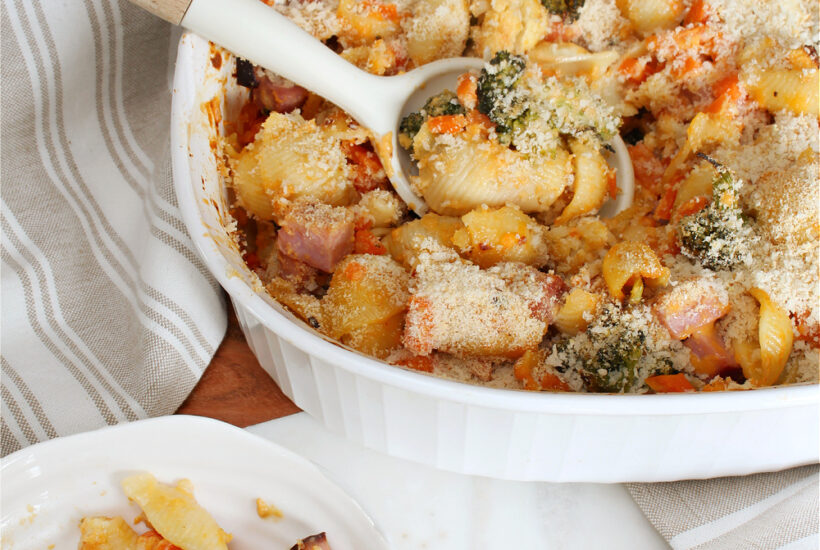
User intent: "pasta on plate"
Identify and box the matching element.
[220,0,819,394]
[79,472,331,550]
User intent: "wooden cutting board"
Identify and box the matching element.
[176,296,301,426]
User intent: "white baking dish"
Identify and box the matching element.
[171,32,819,482]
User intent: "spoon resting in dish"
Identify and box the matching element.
[132,0,633,216]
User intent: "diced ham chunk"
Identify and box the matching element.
[654,278,737,377]
[275,250,319,290]
[290,532,331,550]
[256,79,308,113]
[653,278,730,340]
[277,202,354,273]
[685,323,737,376]
[240,63,309,113]
[528,272,566,324]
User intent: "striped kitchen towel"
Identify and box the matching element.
[627,464,819,549]
[1,0,226,455]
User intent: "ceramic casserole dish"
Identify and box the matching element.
[171,32,819,483]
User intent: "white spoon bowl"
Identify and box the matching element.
[142,0,634,216]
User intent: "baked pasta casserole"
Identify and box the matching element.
[220,0,819,393]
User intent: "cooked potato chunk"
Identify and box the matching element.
[321,254,410,338]
[341,311,406,358]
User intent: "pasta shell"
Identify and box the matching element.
[742,288,794,387]
[231,113,356,220]
[231,147,275,219]
[383,213,463,268]
[453,205,548,268]
[120,473,231,550]
[341,311,406,358]
[529,42,619,81]
[554,288,600,335]
[602,241,670,300]
[412,124,571,216]
[744,68,820,116]
[616,0,685,35]
[554,139,610,225]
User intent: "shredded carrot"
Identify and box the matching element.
[136,531,182,550]
[629,143,665,194]
[712,74,740,98]
[606,169,618,200]
[701,377,729,392]
[513,355,540,391]
[354,217,373,231]
[362,0,400,21]
[456,73,478,111]
[792,312,820,347]
[672,56,702,78]
[342,141,388,193]
[540,372,571,392]
[403,297,434,355]
[466,109,495,131]
[654,185,678,222]
[646,373,695,393]
[354,228,387,255]
[243,251,261,270]
[543,19,578,42]
[705,74,742,114]
[676,195,710,218]
[427,114,468,135]
[343,261,367,281]
[671,24,711,51]
[395,355,435,373]
[684,0,711,25]
[619,57,662,84]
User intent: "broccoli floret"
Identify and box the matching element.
[399,90,465,150]
[476,51,619,152]
[581,308,646,392]
[678,158,751,271]
[398,112,424,148]
[552,304,679,393]
[583,333,644,392]
[541,0,585,21]
[476,51,528,143]
[679,209,747,271]
[423,90,465,118]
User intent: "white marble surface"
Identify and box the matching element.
[248,413,669,549]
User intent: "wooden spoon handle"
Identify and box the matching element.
[130,0,193,25]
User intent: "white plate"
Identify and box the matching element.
[0,415,389,550]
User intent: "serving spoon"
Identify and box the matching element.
[134,0,633,216]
